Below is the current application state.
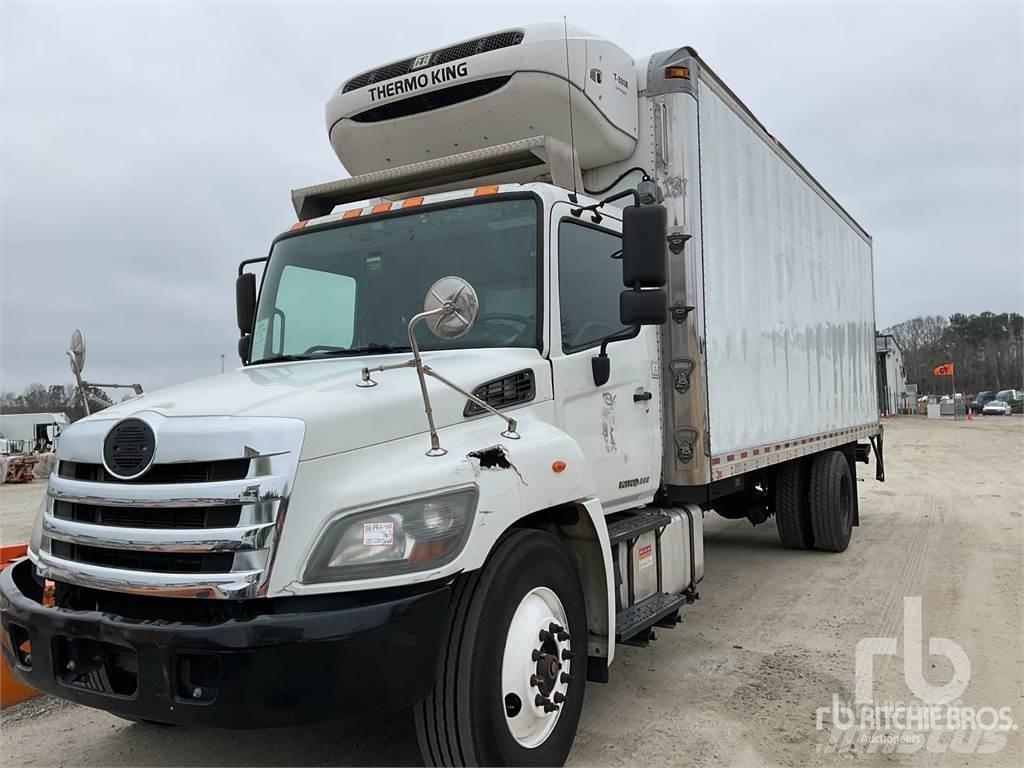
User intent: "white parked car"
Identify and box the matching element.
[982,399,1012,416]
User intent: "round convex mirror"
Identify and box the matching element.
[423,276,479,340]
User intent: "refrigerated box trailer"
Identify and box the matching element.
[2,23,883,766]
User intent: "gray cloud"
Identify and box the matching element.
[2,1,1021,393]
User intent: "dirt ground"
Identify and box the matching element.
[1,416,1021,766]
[0,480,44,545]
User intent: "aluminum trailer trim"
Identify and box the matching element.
[708,422,880,481]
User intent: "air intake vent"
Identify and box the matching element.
[59,459,250,484]
[465,370,535,417]
[51,541,234,574]
[343,30,524,93]
[350,76,512,123]
[53,500,242,530]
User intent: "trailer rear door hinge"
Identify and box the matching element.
[669,303,695,323]
[666,232,691,254]
[674,427,699,464]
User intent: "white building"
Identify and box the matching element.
[875,334,910,415]
[0,412,68,452]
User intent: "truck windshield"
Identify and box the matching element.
[250,198,539,363]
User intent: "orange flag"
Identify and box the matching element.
[932,363,954,376]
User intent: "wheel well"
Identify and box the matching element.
[508,505,610,655]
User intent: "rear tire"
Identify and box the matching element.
[415,529,587,767]
[773,460,814,549]
[808,451,854,552]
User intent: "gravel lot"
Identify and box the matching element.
[0,480,44,545]
[1,416,1021,766]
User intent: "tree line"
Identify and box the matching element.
[882,312,1024,395]
[1,383,113,423]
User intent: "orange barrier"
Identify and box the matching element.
[1,543,40,708]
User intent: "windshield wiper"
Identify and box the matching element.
[314,344,411,357]
[248,354,315,365]
[249,344,410,366]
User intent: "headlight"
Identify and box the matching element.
[303,487,478,583]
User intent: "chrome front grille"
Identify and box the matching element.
[33,413,304,599]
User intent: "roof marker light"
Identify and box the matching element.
[371,201,393,213]
[289,220,307,231]
[665,65,690,79]
[402,196,424,208]
[343,208,362,219]
[474,185,499,196]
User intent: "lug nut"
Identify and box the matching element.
[557,631,570,641]
[561,649,573,661]
[544,701,559,713]
[535,694,547,707]
[529,674,540,688]
[531,649,542,661]
[23,654,31,666]
[192,687,203,699]
[553,692,566,704]
[548,622,564,634]
[560,672,573,684]
[538,629,551,642]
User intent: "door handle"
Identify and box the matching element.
[633,390,653,403]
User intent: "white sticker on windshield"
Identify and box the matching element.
[251,317,269,360]
[362,521,394,547]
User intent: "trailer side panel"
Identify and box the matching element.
[697,78,876,460]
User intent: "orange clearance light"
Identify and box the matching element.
[371,201,393,213]
[289,220,307,231]
[343,208,362,219]
[474,185,499,196]
[665,65,690,80]
[402,196,424,208]
[552,460,567,473]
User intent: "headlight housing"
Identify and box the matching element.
[303,487,478,583]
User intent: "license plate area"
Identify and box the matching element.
[54,636,138,697]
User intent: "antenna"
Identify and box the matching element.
[562,16,578,197]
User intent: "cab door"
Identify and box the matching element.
[549,205,662,513]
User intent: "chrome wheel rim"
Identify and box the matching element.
[501,586,572,748]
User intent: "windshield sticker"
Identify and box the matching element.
[251,317,269,359]
[362,521,395,547]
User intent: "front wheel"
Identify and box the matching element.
[415,529,587,767]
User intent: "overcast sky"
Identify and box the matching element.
[1,0,1021,394]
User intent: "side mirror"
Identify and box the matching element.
[238,334,251,364]
[236,272,257,335]
[621,204,667,288]
[422,276,479,340]
[620,288,667,326]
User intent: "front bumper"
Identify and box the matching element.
[1,559,451,728]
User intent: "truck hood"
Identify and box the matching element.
[88,348,550,460]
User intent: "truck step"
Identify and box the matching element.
[615,592,689,643]
[606,510,672,546]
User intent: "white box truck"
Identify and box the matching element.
[2,24,884,766]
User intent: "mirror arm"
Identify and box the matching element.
[598,323,641,358]
[591,324,640,387]
[407,306,451,456]
[237,256,268,277]
[422,366,519,440]
[570,188,640,218]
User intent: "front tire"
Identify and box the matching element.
[808,451,854,552]
[415,529,587,767]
